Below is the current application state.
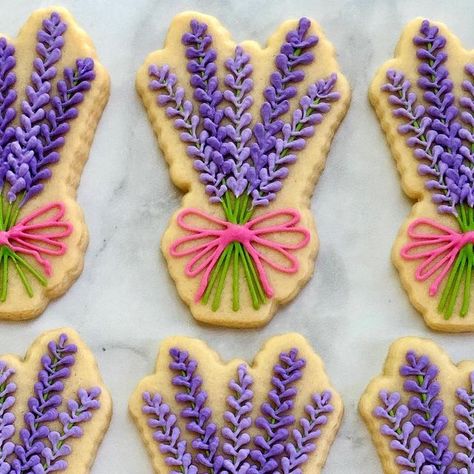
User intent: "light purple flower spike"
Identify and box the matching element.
[0,362,16,474]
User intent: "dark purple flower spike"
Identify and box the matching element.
[0,333,102,472]
[141,346,335,473]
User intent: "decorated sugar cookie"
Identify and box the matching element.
[371,18,474,331]
[360,337,474,473]
[0,328,112,473]
[137,13,350,327]
[0,8,109,320]
[130,333,342,473]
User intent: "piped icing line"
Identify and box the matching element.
[379,19,474,321]
[169,207,310,302]
[147,16,342,315]
[136,338,338,474]
[0,11,97,304]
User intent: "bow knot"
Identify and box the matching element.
[170,207,310,301]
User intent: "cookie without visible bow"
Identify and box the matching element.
[0,7,109,320]
[130,333,342,473]
[137,12,350,327]
[371,18,474,331]
[360,337,474,473]
[0,328,112,473]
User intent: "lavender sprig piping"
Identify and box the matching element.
[374,390,424,472]
[222,364,254,473]
[249,74,340,206]
[401,351,454,471]
[0,38,16,149]
[250,349,305,473]
[4,12,66,205]
[455,371,474,473]
[223,46,254,198]
[142,392,197,474]
[459,64,474,165]
[280,391,333,474]
[39,387,101,473]
[11,334,77,473]
[170,348,224,473]
[0,362,15,474]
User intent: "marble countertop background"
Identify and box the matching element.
[1,0,473,472]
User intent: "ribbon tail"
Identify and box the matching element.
[9,244,52,276]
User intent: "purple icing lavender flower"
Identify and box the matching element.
[11,333,78,472]
[0,362,16,474]
[142,347,334,474]
[222,364,253,472]
[149,17,340,208]
[0,334,101,473]
[40,387,101,473]
[170,347,224,472]
[382,20,474,216]
[0,12,95,207]
[375,350,459,472]
[142,392,197,474]
[250,349,305,473]
[0,38,16,150]
[455,371,474,473]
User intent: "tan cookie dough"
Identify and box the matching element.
[137,12,350,327]
[370,18,474,331]
[0,7,109,320]
[130,333,343,473]
[0,327,112,473]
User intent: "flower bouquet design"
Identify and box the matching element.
[137,13,350,327]
[0,328,112,473]
[360,337,474,473]
[130,333,342,474]
[371,18,474,330]
[0,8,109,320]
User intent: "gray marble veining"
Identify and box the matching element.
[1,0,474,472]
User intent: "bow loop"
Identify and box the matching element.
[170,207,310,302]
[0,202,73,276]
[401,217,474,296]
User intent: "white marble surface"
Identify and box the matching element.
[1,0,474,472]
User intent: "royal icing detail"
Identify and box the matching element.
[0,8,108,319]
[360,338,474,473]
[130,334,342,474]
[0,329,111,473]
[138,13,350,326]
[372,18,474,328]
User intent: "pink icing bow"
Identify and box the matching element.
[0,202,73,276]
[401,217,474,296]
[170,208,311,301]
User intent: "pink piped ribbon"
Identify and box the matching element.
[401,217,474,296]
[0,202,73,276]
[170,208,311,301]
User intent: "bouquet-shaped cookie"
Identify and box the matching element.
[371,18,474,331]
[137,13,350,327]
[360,337,474,473]
[0,328,112,473]
[130,334,342,473]
[0,8,109,320]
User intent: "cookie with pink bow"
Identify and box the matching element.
[0,7,109,320]
[372,18,474,331]
[137,12,350,327]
